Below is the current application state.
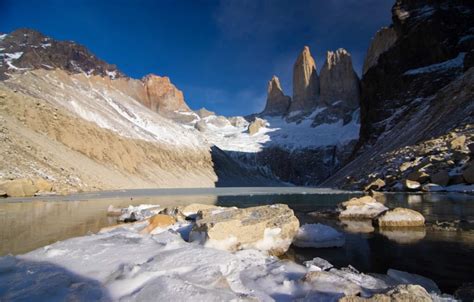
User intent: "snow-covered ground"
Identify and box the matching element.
[183,108,359,153]
[404,53,465,75]
[0,217,451,301]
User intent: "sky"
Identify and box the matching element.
[0,0,393,116]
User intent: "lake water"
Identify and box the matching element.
[0,187,473,294]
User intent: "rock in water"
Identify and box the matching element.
[362,27,398,75]
[293,223,345,248]
[376,208,425,227]
[261,76,291,116]
[189,204,299,256]
[319,48,360,109]
[0,178,38,197]
[403,179,421,191]
[289,46,319,112]
[339,196,388,220]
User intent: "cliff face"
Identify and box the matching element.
[323,0,474,191]
[360,0,474,145]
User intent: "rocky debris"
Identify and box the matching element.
[462,162,474,184]
[141,74,190,114]
[407,171,430,183]
[289,46,319,112]
[449,135,466,150]
[189,204,299,256]
[195,108,215,118]
[194,120,208,132]
[468,143,474,154]
[362,27,398,75]
[247,117,267,135]
[364,178,385,191]
[319,48,360,109]
[261,76,291,116]
[293,223,345,248]
[376,208,425,227]
[340,284,432,302]
[430,170,450,186]
[0,177,52,197]
[339,196,388,220]
[0,28,123,80]
[403,179,421,191]
[140,214,177,234]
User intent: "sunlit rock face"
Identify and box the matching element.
[319,48,360,110]
[289,46,319,113]
[141,74,191,114]
[261,76,291,116]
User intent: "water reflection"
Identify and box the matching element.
[379,227,426,244]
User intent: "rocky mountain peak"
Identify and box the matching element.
[290,46,319,112]
[0,28,124,80]
[362,27,398,75]
[319,48,360,109]
[141,74,191,114]
[261,75,291,116]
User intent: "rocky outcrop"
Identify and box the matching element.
[0,28,123,80]
[261,76,291,116]
[141,74,190,114]
[289,46,319,112]
[0,178,52,197]
[189,204,299,255]
[247,117,266,135]
[362,27,398,75]
[195,108,215,118]
[319,48,360,109]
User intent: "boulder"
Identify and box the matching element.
[194,120,208,132]
[261,76,291,116]
[247,117,267,135]
[319,48,360,109]
[431,170,450,186]
[195,108,215,118]
[462,162,474,184]
[403,179,421,191]
[449,135,466,150]
[303,257,334,271]
[364,178,386,191]
[141,214,177,234]
[293,223,345,248]
[449,174,465,185]
[339,196,388,220]
[189,204,299,256]
[289,46,319,112]
[376,208,425,227]
[0,178,38,197]
[340,284,432,302]
[207,115,231,128]
[407,171,430,183]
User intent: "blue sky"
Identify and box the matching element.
[0,0,393,116]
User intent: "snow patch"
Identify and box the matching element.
[404,53,466,75]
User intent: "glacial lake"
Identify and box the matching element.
[0,187,473,294]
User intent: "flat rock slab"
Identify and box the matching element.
[339,196,388,220]
[190,204,299,256]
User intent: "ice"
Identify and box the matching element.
[293,223,345,248]
[387,269,440,294]
[117,204,161,222]
[304,257,333,271]
[0,34,6,40]
[404,53,466,75]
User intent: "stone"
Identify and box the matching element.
[407,171,430,183]
[247,117,266,135]
[403,179,421,191]
[141,214,177,234]
[195,108,215,118]
[303,271,361,297]
[189,204,299,256]
[467,143,474,154]
[160,203,219,221]
[340,284,432,302]
[319,48,360,109]
[261,76,291,116]
[364,178,386,191]
[293,223,345,248]
[362,27,398,75]
[431,170,450,186]
[0,178,38,197]
[462,162,474,184]
[376,208,425,227]
[449,135,466,150]
[339,196,388,220]
[289,46,319,112]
